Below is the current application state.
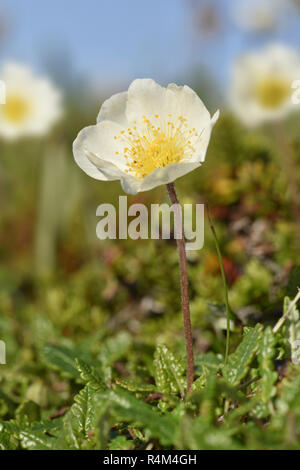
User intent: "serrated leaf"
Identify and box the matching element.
[195,352,223,375]
[192,365,209,391]
[0,428,16,450]
[65,385,96,440]
[19,429,57,450]
[223,324,263,386]
[16,420,64,450]
[75,358,105,389]
[258,326,277,370]
[154,344,186,397]
[115,378,155,393]
[284,297,300,364]
[258,326,278,403]
[153,346,167,393]
[0,418,59,436]
[0,420,22,435]
[63,384,105,449]
[41,344,82,379]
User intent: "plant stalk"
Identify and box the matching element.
[167,182,194,393]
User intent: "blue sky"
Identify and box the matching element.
[0,0,300,94]
[0,1,193,85]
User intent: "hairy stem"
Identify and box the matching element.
[166,182,194,393]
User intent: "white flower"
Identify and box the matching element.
[73,79,219,194]
[230,44,300,127]
[232,0,286,33]
[0,62,62,140]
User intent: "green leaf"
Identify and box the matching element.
[108,435,134,450]
[224,397,259,428]
[109,387,179,447]
[195,352,223,375]
[0,389,18,416]
[154,344,186,397]
[0,428,16,450]
[223,324,263,386]
[96,332,132,385]
[284,297,300,364]
[198,375,219,423]
[192,365,209,391]
[98,332,132,365]
[94,402,114,450]
[15,420,64,450]
[272,369,300,435]
[19,430,57,450]
[178,416,239,450]
[42,344,81,380]
[16,400,41,424]
[115,378,155,393]
[75,358,105,389]
[258,326,278,404]
[63,384,105,449]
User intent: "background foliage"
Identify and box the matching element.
[1,100,300,449]
[1,0,300,451]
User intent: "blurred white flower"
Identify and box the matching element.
[0,62,62,140]
[230,44,300,127]
[73,78,219,194]
[232,0,287,33]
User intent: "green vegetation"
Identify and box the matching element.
[1,107,300,450]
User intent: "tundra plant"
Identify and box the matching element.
[73,78,219,392]
[0,62,62,140]
[230,44,300,127]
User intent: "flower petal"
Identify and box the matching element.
[190,110,219,163]
[73,78,218,193]
[167,83,212,130]
[139,161,201,193]
[86,149,142,194]
[126,78,171,123]
[73,120,129,180]
[73,126,110,180]
[97,91,128,126]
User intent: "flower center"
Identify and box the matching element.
[114,115,199,179]
[255,77,291,109]
[3,94,32,123]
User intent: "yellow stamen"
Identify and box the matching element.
[116,115,198,179]
[256,77,291,109]
[3,94,31,123]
